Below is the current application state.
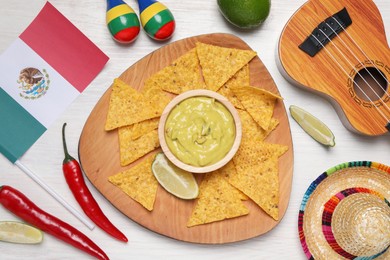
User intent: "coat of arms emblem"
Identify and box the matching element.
[17,67,50,99]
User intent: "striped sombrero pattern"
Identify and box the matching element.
[298,161,390,259]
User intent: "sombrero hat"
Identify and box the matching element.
[298,161,390,259]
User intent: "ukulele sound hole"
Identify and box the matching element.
[353,67,388,101]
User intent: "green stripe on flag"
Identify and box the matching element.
[0,88,46,163]
[143,9,173,37]
[108,13,140,36]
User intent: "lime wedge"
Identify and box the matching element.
[152,153,199,199]
[289,105,335,147]
[0,221,43,244]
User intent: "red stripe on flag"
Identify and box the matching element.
[19,2,109,92]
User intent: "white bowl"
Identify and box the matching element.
[158,90,242,173]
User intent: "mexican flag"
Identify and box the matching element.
[0,2,109,163]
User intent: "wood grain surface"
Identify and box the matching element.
[278,0,390,136]
[78,33,294,244]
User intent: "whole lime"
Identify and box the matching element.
[217,0,271,29]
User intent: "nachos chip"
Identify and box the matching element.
[105,78,170,131]
[234,140,288,166]
[238,109,279,142]
[144,48,206,94]
[105,79,142,130]
[118,128,160,166]
[108,155,158,211]
[219,161,248,200]
[196,42,256,92]
[228,140,288,220]
[231,86,282,131]
[124,117,160,141]
[228,156,280,220]
[217,65,249,109]
[187,171,249,227]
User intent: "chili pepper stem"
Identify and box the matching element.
[62,123,76,164]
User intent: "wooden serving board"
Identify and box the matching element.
[79,33,294,244]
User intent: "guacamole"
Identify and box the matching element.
[164,96,235,167]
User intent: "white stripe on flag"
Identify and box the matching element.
[0,38,80,128]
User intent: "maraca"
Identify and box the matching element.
[137,0,175,41]
[106,0,140,43]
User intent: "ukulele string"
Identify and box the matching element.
[326,17,390,91]
[310,34,390,122]
[331,17,390,87]
[321,26,390,107]
[314,1,390,88]
[318,28,390,115]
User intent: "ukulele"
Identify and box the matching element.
[278,0,390,136]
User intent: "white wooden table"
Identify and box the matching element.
[0,0,389,259]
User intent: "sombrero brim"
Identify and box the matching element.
[298,161,390,259]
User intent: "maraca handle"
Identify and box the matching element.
[137,0,157,12]
[107,0,128,10]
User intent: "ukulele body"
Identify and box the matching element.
[278,0,390,136]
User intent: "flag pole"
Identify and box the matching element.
[15,160,95,230]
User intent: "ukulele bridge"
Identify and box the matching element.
[299,8,352,57]
[386,122,390,132]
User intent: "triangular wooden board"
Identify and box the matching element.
[79,33,294,244]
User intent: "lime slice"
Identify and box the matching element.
[152,153,199,199]
[289,105,335,147]
[0,221,43,244]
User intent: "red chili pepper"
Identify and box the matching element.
[0,185,109,260]
[62,123,127,242]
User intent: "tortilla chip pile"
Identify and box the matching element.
[105,42,288,226]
